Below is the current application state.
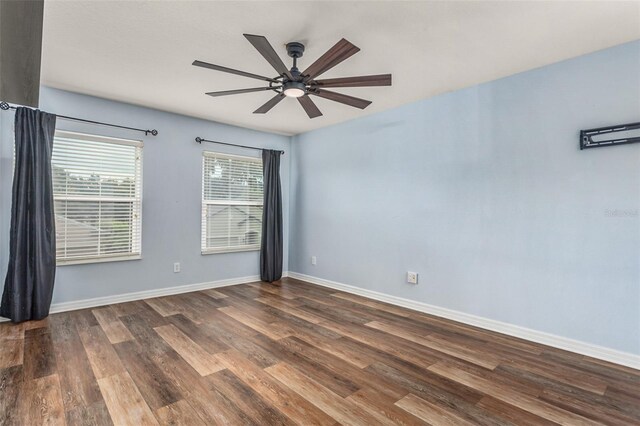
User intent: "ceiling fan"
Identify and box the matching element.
[193,34,392,119]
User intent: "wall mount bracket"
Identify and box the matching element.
[580,121,640,150]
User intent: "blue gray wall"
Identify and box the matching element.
[0,87,290,304]
[289,41,640,355]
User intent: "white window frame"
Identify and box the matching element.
[201,151,263,255]
[53,130,143,266]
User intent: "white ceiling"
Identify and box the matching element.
[41,1,640,136]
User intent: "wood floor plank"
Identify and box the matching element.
[20,374,66,426]
[70,309,100,332]
[97,372,158,426]
[476,395,557,426]
[113,340,182,410]
[298,297,374,325]
[167,314,229,354]
[154,400,207,425]
[92,307,135,344]
[255,296,325,324]
[109,301,144,318]
[154,324,224,376]
[503,356,610,395]
[366,320,500,370]
[218,305,293,340]
[200,288,229,299]
[50,315,104,413]
[345,388,427,426]
[0,365,23,425]
[364,361,495,425]
[216,349,337,425]
[0,334,23,369]
[331,292,412,317]
[428,361,599,425]
[293,333,375,369]
[78,325,125,380]
[0,322,25,340]
[151,349,208,398]
[247,282,299,300]
[538,388,639,425]
[499,363,640,421]
[0,324,25,379]
[151,350,250,424]
[265,361,383,425]
[186,311,281,369]
[171,292,227,323]
[119,313,174,358]
[253,334,361,398]
[396,393,476,425]
[144,297,181,317]
[278,336,407,400]
[207,369,296,425]
[65,400,113,426]
[24,318,52,330]
[319,320,442,367]
[23,328,57,379]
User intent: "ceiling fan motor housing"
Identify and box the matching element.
[286,42,305,59]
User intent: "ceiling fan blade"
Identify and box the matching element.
[302,38,360,81]
[254,93,286,114]
[205,86,280,97]
[243,34,293,80]
[310,89,371,109]
[297,96,323,119]
[193,60,279,83]
[311,74,392,88]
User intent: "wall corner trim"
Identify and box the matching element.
[0,272,290,322]
[288,271,640,370]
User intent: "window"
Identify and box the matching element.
[52,131,143,265]
[202,151,263,254]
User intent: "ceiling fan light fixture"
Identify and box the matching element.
[283,81,306,98]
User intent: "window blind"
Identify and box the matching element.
[202,151,263,254]
[52,131,143,264]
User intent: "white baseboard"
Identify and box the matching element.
[0,273,291,322]
[288,272,640,370]
[48,274,265,314]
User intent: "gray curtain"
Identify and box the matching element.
[260,149,283,282]
[1,107,57,322]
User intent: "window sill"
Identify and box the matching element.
[57,254,142,266]
[201,246,260,255]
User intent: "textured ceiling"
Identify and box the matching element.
[41,1,640,135]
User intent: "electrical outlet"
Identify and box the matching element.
[311,256,317,265]
[407,271,418,284]
[173,262,181,273]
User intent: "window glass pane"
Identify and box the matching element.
[202,153,263,253]
[52,131,142,263]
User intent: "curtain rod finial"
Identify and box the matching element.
[195,137,203,144]
[0,101,10,110]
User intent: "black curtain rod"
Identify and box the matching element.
[195,137,285,155]
[0,101,158,136]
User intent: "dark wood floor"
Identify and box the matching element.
[0,277,638,425]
